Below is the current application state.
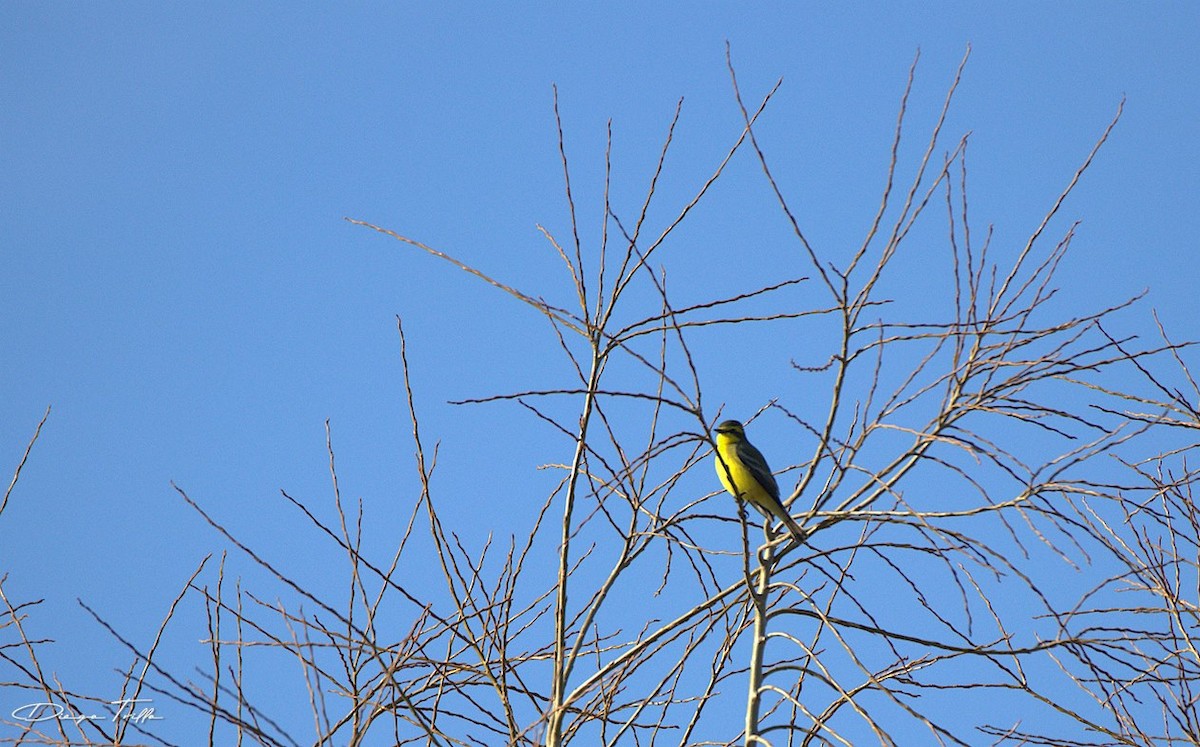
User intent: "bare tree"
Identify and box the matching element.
[4,49,1198,746]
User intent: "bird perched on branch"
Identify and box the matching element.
[713,420,806,543]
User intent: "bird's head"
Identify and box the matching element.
[714,420,746,441]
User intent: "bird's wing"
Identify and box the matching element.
[737,440,781,503]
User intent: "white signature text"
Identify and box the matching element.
[11,698,162,725]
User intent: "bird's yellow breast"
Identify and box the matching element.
[714,436,773,505]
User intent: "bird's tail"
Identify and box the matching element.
[778,509,807,544]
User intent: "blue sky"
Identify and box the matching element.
[2,3,1198,743]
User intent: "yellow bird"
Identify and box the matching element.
[713,420,805,543]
